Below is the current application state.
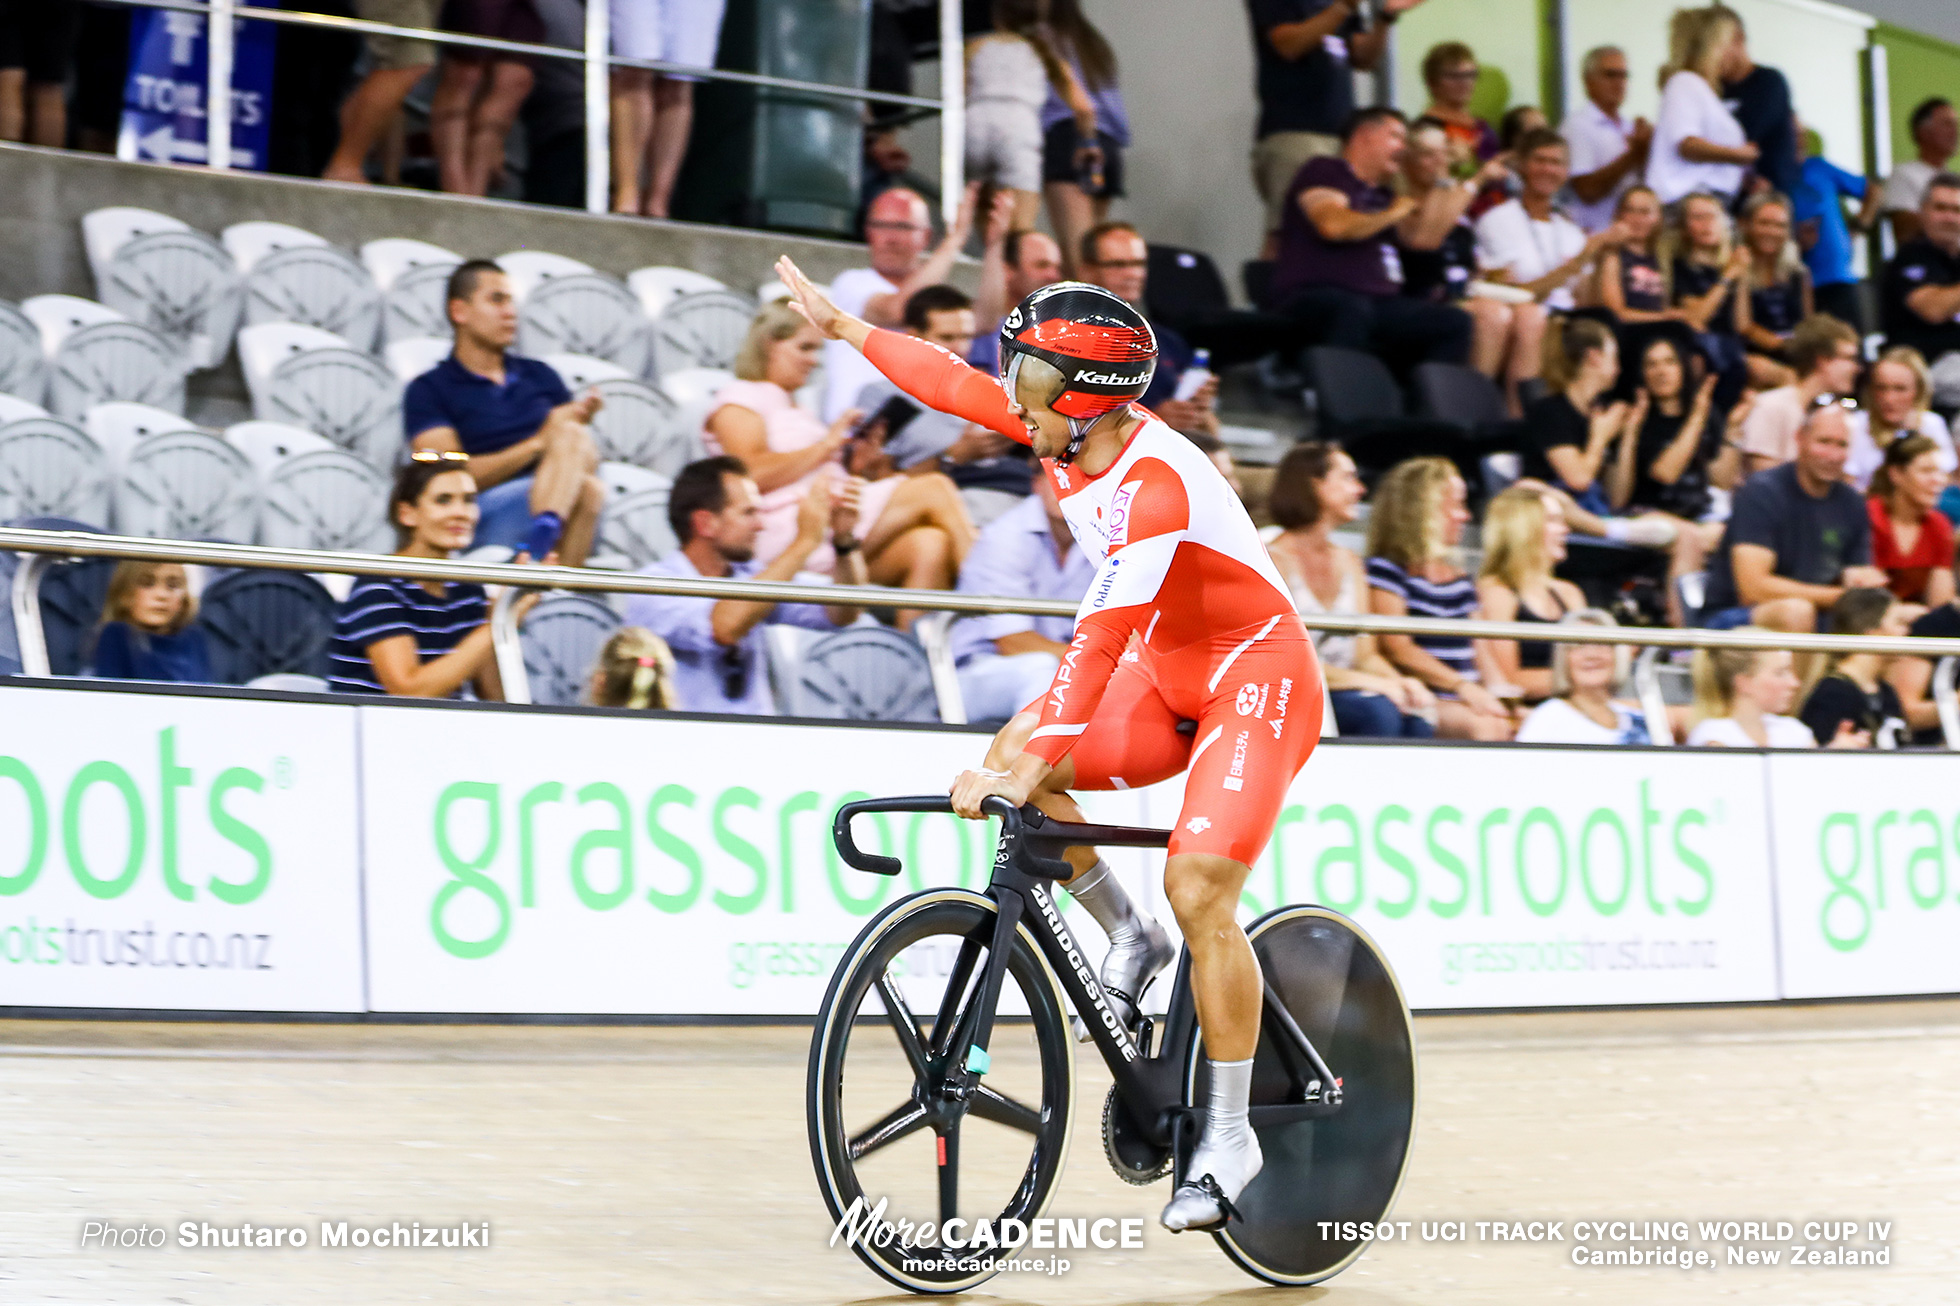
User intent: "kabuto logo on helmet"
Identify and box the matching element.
[997,282,1158,463]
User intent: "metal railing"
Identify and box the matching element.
[7,527,1960,744]
[93,0,965,225]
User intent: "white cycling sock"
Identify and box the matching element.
[1200,1055,1254,1153]
[1065,859,1147,945]
[1162,1056,1263,1231]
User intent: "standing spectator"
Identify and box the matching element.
[1790,125,1882,333]
[1077,221,1220,437]
[823,184,978,420]
[1513,610,1650,745]
[1271,107,1472,371]
[429,0,545,197]
[68,2,129,155]
[1797,588,1909,749]
[1244,0,1424,258]
[1620,338,1735,621]
[621,456,867,715]
[965,0,1090,233]
[707,302,973,612]
[1418,42,1499,172]
[269,1,363,179]
[1561,45,1653,235]
[1881,98,1958,247]
[608,0,729,218]
[1365,456,1515,741]
[0,2,79,146]
[1699,401,1888,632]
[328,455,527,698]
[1733,192,1812,389]
[405,260,607,564]
[1648,7,1754,208]
[1265,442,1436,737]
[88,562,210,683]
[1476,484,1587,707]
[1685,638,1817,746]
[586,627,680,711]
[520,0,588,208]
[970,198,1062,374]
[949,467,1095,723]
[1735,313,1861,474]
[322,1,442,183]
[1865,436,1955,606]
[1880,173,1960,412]
[1660,191,1750,404]
[1039,0,1130,278]
[1846,347,1956,492]
[1718,11,1797,202]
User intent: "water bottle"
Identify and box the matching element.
[1173,348,1213,403]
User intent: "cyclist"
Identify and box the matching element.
[776,255,1325,1233]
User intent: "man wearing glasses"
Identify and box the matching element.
[1076,221,1220,438]
[622,456,868,714]
[1561,45,1652,235]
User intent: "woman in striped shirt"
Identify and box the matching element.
[1365,457,1517,741]
[328,454,534,698]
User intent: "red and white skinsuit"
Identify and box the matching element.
[865,331,1325,866]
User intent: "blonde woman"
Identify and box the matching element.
[587,626,680,710]
[1514,609,1651,745]
[1649,6,1756,206]
[1476,485,1586,706]
[1847,346,1957,492]
[89,561,209,682]
[1733,193,1812,389]
[1365,457,1515,741]
[1685,635,1816,747]
[705,302,975,603]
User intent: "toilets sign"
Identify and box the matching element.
[117,8,275,171]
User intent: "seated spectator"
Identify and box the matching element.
[1418,42,1498,173]
[607,0,727,217]
[1399,120,1528,405]
[1187,430,1245,499]
[1475,484,1586,706]
[1699,401,1889,632]
[1078,221,1219,436]
[1891,555,1960,739]
[1736,312,1861,475]
[708,302,973,610]
[1791,123,1881,332]
[404,259,606,565]
[1266,442,1436,738]
[949,466,1094,723]
[1866,435,1956,606]
[1879,172,1960,412]
[328,455,526,698]
[1648,7,1754,209]
[1365,456,1515,741]
[428,1,542,197]
[1513,609,1650,745]
[1847,347,1956,492]
[622,457,867,715]
[1560,44,1651,236]
[970,218,1062,375]
[1733,193,1811,389]
[824,185,977,420]
[1685,638,1815,747]
[1271,107,1471,371]
[1797,587,1910,749]
[1593,186,1705,389]
[586,626,679,710]
[322,2,439,183]
[1619,337,1734,622]
[1881,98,1957,247]
[88,561,210,682]
[1660,191,1750,405]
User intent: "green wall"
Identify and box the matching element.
[1875,22,1960,171]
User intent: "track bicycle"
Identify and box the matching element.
[807,795,1417,1293]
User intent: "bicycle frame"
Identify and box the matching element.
[832,796,1345,1154]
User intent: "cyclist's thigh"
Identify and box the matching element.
[1170,636,1324,865]
[1046,657,1192,792]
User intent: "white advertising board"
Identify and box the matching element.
[1767,752,1960,999]
[0,687,364,1011]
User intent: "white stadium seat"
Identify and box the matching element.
[384,336,453,385]
[83,401,201,466]
[21,294,126,352]
[227,221,383,351]
[657,366,735,439]
[238,322,352,406]
[517,592,623,706]
[755,279,791,306]
[0,415,112,526]
[220,220,329,272]
[363,239,463,344]
[516,271,652,378]
[225,420,336,478]
[113,428,260,541]
[626,266,729,318]
[0,392,50,423]
[542,352,632,389]
[595,376,693,475]
[361,238,463,290]
[81,207,192,282]
[257,448,393,553]
[0,300,51,408]
[239,323,399,465]
[649,287,756,378]
[83,208,242,371]
[24,296,186,420]
[496,249,595,301]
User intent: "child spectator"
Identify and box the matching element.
[1039,0,1129,278]
[1476,484,1586,707]
[1685,638,1815,747]
[966,0,1091,233]
[1865,436,1956,606]
[89,561,211,683]
[1733,193,1812,390]
[328,454,527,698]
[1791,125,1882,332]
[1266,442,1436,738]
[1365,456,1515,740]
[587,627,679,710]
[1659,191,1750,405]
[1513,609,1650,745]
[1846,347,1957,493]
[1797,588,1910,749]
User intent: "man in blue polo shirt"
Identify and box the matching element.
[404,259,607,564]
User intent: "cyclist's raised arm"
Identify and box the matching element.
[776,254,1027,446]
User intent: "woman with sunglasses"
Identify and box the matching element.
[326,453,538,698]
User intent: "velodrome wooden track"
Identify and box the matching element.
[4,1000,1956,1304]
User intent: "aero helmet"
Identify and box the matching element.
[997,282,1157,463]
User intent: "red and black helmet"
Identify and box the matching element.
[998,282,1156,461]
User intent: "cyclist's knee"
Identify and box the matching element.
[1163,854,1250,933]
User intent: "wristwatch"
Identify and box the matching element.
[832,535,861,556]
